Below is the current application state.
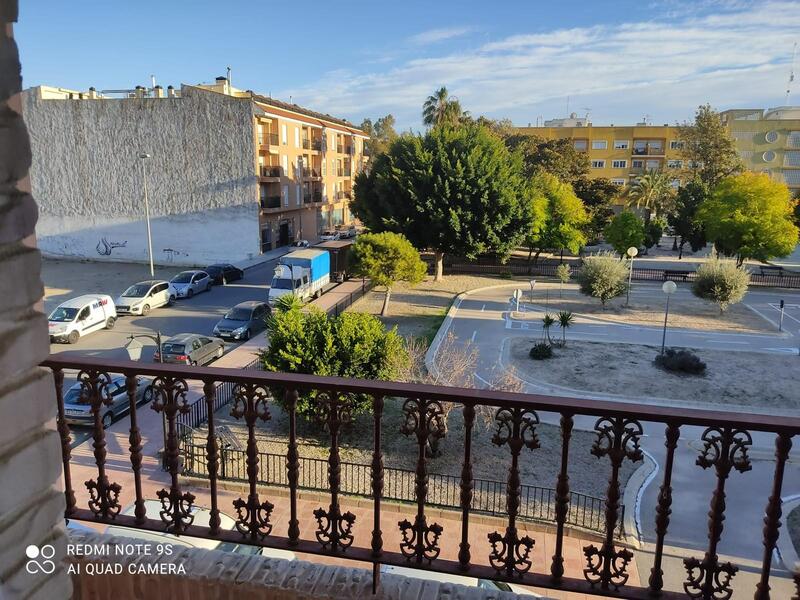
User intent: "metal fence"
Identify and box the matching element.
[182,442,620,537]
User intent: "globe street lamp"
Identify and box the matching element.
[625,246,638,306]
[660,280,677,354]
[124,332,166,452]
[138,153,154,278]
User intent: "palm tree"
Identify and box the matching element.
[541,313,555,345]
[422,86,465,127]
[625,170,674,217]
[557,310,574,346]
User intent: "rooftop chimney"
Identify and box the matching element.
[134,85,145,99]
[88,86,97,99]
[167,85,176,98]
[153,85,164,98]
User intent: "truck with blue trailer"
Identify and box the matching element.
[267,248,330,306]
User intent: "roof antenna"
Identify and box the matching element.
[785,42,796,105]
[226,66,231,86]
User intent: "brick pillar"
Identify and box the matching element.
[0,2,72,598]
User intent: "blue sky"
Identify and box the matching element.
[16,0,800,130]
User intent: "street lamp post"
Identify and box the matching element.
[660,280,677,354]
[124,332,165,452]
[138,153,154,278]
[625,246,638,306]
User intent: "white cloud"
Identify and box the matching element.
[407,26,473,46]
[280,1,800,130]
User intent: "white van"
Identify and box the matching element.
[48,294,117,344]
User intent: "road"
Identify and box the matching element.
[433,281,800,566]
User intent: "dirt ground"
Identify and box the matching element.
[349,275,516,341]
[508,338,800,409]
[514,283,772,334]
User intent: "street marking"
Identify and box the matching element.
[706,340,749,345]
[481,304,485,312]
[744,303,780,329]
[765,347,800,354]
[471,330,477,343]
[769,304,800,326]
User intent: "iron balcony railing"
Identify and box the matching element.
[260,166,281,178]
[44,355,800,600]
[260,195,281,210]
[259,133,279,146]
[337,144,343,153]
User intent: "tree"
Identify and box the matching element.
[541,313,555,345]
[698,172,799,264]
[262,306,407,418]
[359,114,398,157]
[526,173,588,263]
[692,255,750,313]
[604,211,645,256]
[577,252,629,305]
[678,104,743,188]
[574,177,619,242]
[644,217,665,252]
[350,232,427,315]
[625,170,675,218]
[422,86,466,127]
[668,182,707,259]
[351,122,533,280]
[557,310,574,346]
[555,263,571,297]
[505,135,589,184]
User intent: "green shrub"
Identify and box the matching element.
[529,343,553,360]
[555,263,571,283]
[261,307,408,418]
[691,256,750,313]
[654,349,707,375]
[576,252,629,305]
[604,211,645,255]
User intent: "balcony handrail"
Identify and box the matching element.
[44,353,800,600]
[41,355,800,432]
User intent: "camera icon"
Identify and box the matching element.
[25,544,56,575]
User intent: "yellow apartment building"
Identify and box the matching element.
[515,115,684,188]
[720,107,800,192]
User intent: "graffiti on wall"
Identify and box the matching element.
[162,248,189,262]
[95,237,127,256]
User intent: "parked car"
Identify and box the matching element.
[213,301,270,341]
[62,374,153,429]
[170,270,212,298]
[204,263,244,285]
[381,565,540,596]
[337,225,357,239]
[319,229,340,241]
[291,239,310,248]
[48,294,117,344]
[154,333,224,365]
[105,500,296,559]
[115,280,173,315]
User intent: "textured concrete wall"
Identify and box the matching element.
[0,3,72,598]
[22,85,260,265]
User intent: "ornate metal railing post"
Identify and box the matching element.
[125,373,146,525]
[149,375,194,533]
[488,407,540,577]
[550,412,573,582]
[313,392,356,552]
[203,379,221,535]
[583,416,643,591]
[53,368,76,517]
[648,422,680,594]
[371,395,384,558]
[285,387,300,545]
[683,427,752,600]
[230,382,274,540]
[458,401,476,571]
[79,369,122,520]
[398,397,445,563]
[754,433,792,600]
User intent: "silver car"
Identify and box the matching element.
[155,333,224,366]
[170,270,212,299]
[62,375,153,429]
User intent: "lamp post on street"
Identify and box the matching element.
[660,280,677,354]
[138,153,154,278]
[124,332,165,451]
[625,246,638,306]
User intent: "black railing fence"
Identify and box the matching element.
[181,441,619,538]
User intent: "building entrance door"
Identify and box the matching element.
[279,222,290,247]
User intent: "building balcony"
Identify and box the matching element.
[632,146,665,156]
[344,145,353,155]
[259,133,280,147]
[337,168,344,177]
[260,195,281,210]
[40,353,800,600]
[312,139,323,151]
[260,166,282,178]
[337,144,344,153]
[303,138,311,150]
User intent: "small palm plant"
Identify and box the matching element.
[557,310,574,346]
[542,313,555,345]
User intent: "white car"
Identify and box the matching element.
[170,270,212,298]
[48,294,116,344]
[115,280,173,315]
[381,565,541,596]
[319,230,340,241]
[291,239,310,248]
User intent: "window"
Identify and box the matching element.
[788,131,800,148]
[783,170,800,185]
[613,140,629,149]
[610,178,626,185]
[322,183,327,201]
[667,159,683,168]
[282,185,289,207]
[331,158,335,174]
[612,160,627,168]
[591,160,605,168]
[591,140,607,150]
[281,124,288,145]
[765,130,779,143]
[294,127,300,148]
[646,160,660,170]
[77,307,90,321]
[281,155,288,174]
[785,151,800,166]
[296,184,301,205]
[632,159,644,168]
[669,140,684,149]
[573,139,588,151]
[322,159,326,176]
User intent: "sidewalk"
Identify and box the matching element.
[233,246,291,271]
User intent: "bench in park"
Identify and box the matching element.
[759,265,784,277]
[663,270,692,281]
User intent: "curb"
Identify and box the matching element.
[776,496,800,571]
[623,450,659,549]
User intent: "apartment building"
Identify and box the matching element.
[21,77,367,266]
[516,115,684,188]
[721,106,800,192]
